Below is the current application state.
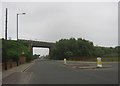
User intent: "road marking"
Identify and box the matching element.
[22,63,34,72]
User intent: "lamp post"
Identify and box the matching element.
[16,13,26,66]
[17,13,26,41]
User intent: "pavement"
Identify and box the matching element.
[2,60,36,84]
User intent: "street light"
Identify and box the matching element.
[17,13,26,41]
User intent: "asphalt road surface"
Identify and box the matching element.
[27,60,118,84]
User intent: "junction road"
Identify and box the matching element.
[27,60,118,84]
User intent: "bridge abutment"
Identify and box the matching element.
[20,39,55,58]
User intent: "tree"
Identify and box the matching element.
[2,39,33,66]
[50,38,95,59]
[50,38,119,60]
[64,51,73,59]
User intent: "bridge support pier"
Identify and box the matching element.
[49,48,52,58]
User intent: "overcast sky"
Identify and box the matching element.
[1,1,118,55]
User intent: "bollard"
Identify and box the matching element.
[64,58,67,64]
[97,57,102,68]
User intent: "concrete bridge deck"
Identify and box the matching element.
[18,39,55,48]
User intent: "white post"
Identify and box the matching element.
[97,57,102,68]
[64,58,67,64]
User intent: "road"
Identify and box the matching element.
[26,60,118,84]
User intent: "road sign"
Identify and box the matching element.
[97,57,102,68]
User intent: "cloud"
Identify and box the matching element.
[1,2,118,55]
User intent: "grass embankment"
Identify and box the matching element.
[68,57,118,62]
[102,57,118,62]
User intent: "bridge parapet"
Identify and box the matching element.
[18,39,55,48]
